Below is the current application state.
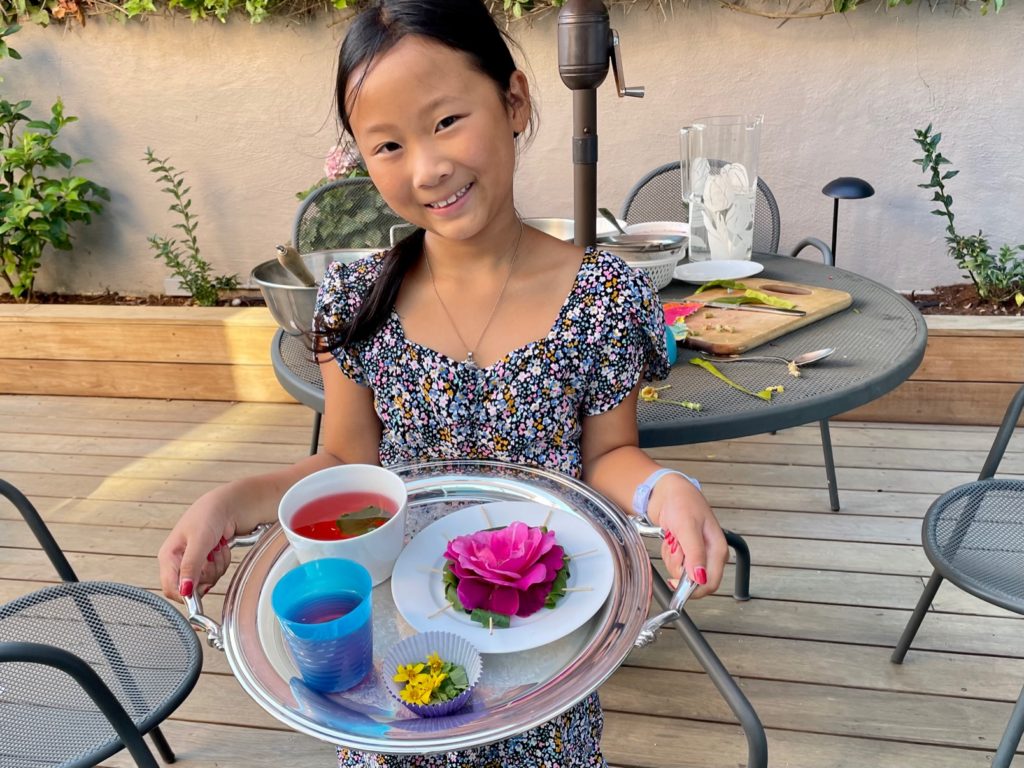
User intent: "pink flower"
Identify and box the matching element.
[323,141,362,180]
[444,521,565,618]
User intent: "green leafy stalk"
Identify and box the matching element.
[913,124,1024,305]
[144,148,238,306]
[689,358,785,402]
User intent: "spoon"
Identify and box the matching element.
[598,207,627,235]
[700,347,836,367]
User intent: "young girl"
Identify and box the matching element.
[158,0,727,764]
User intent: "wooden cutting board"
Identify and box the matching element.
[678,278,852,355]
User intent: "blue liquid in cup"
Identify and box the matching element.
[271,558,373,692]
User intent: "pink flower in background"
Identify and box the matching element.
[444,521,565,617]
[323,141,362,180]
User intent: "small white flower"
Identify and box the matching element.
[689,157,711,198]
[721,162,750,192]
[702,174,734,214]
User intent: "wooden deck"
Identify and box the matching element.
[1,394,1022,767]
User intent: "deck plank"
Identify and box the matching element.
[3,395,1023,767]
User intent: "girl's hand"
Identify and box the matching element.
[158,487,242,603]
[647,474,727,598]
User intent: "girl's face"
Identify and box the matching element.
[346,36,530,243]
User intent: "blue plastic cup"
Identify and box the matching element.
[271,558,373,693]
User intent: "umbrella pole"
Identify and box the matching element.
[572,89,599,248]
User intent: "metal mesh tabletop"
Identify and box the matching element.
[923,478,1024,615]
[272,254,927,449]
[0,581,202,768]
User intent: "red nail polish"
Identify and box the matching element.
[219,536,228,547]
[207,551,215,562]
[670,541,679,554]
[179,579,194,598]
[694,566,708,585]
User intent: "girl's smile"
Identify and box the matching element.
[426,182,473,212]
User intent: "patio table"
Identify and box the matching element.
[271,253,927,449]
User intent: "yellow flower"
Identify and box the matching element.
[398,678,433,705]
[427,652,444,675]
[393,662,425,684]
[639,384,701,411]
[429,671,448,692]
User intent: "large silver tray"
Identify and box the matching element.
[186,460,688,754]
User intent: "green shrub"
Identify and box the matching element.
[144,148,239,306]
[0,24,108,301]
[913,124,1024,307]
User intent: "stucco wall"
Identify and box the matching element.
[8,2,1023,295]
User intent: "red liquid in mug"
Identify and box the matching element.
[291,491,397,541]
[288,592,363,624]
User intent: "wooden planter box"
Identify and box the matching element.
[0,304,294,403]
[837,315,1024,426]
[1,307,1021,422]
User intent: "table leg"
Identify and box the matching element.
[652,571,768,768]
[308,412,322,456]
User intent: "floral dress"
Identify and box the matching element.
[314,246,669,768]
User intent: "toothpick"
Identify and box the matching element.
[542,508,553,529]
[489,616,494,635]
[562,586,593,593]
[428,604,452,619]
[480,506,493,528]
[417,566,444,575]
[567,548,598,559]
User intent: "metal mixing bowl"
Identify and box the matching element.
[523,217,627,242]
[251,249,378,335]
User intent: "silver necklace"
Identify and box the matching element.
[424,221,525,368]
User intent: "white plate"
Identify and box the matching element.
[390,501,614,654]
[673,260,764,285]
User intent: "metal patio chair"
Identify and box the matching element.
[891,383,1024,768]
[620,160,841,511]
[293,176,405,255]
[0,478,202,767]
[289,176,407,452]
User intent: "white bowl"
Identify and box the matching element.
[278,464,408,586]
[625,221,690,240]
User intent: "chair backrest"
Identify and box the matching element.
[292,177,406,253]
[619,161,782,254]
[0,478,77,582]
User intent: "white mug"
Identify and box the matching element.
[278,464,408,586]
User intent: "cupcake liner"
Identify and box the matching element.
[382,631,482,718]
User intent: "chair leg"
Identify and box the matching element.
[724,530,751,601]
[2,642,160,768]
[308,411,322,456]
[891,570,943,664]
[652,572,769,768]
[149,726,176,763]
[992,683,1024,768]
[818,419,840,512]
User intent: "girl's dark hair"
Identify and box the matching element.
[314,0,531,357]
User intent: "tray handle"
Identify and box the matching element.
[629,517,699,648]
[184,523,274,650]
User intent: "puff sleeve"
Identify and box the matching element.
[312,255,383,386]
[581,252,670,417]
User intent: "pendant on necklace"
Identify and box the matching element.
[464,351,476,368]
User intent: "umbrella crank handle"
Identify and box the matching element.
[610,30,644,98]
[185,523,274,649]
